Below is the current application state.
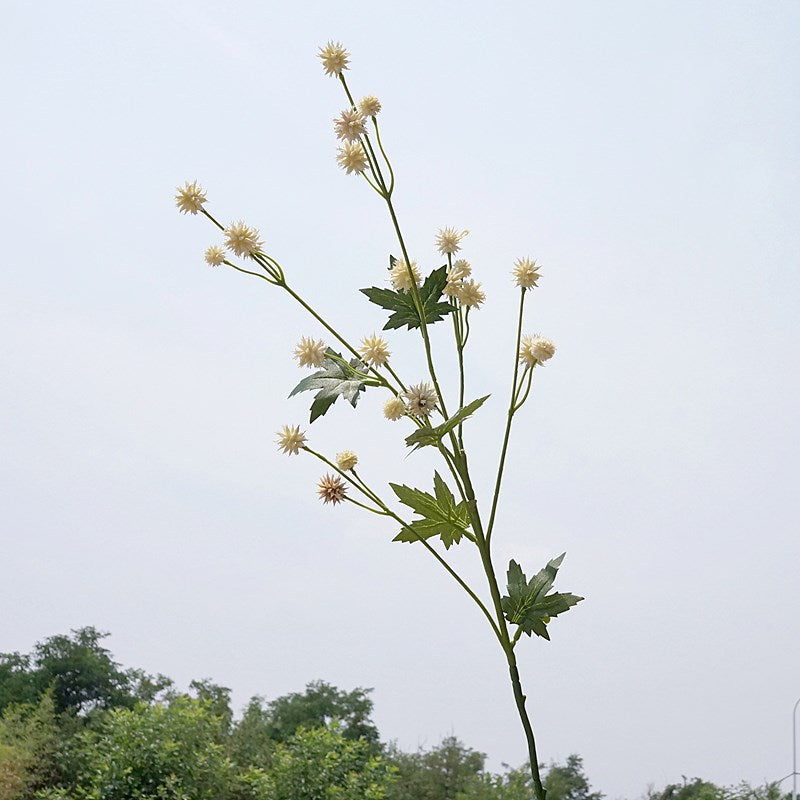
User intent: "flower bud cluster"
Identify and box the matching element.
[519,335,556,367]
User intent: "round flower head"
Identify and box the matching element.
[404,382,438,419]
[519,335,556,367]
[444,259,472,298]
[335,450,358,471]
[449,259,471,280]
[294,337,327,368]
[389,258,421,291]
[456,279,486,309]
[224,221,263,258]
[336,141,368,175]
[358,95,381,117]
[318,41,350,76]
[317,473,347,505]
[276,425,307,455]
[383,395,406,421]
[359,334,390,367]
[204,245,226,267]
[443,279,461,298]
[175,180,207,215]
[435,227,468,255]
[334,108,367,142]
[513,257,542,290]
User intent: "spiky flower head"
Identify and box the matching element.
[204,245,226,266]
[444,259,472,298]
[318,41,350,76]
[335,450,358,471]
[294,337,327,368]
[358,95,381,117]
[336,141,368,175]
[404,382,438,419]
[443,280,460,298]
[456,279,486,309]
[224,221,263,258]
[389,258,421,291]
[513,258,542,290]
[317,473,347,505]
[334,108,367,142]
[383,396,406,421]
[435,227,468,255]
[175,180,207,215]
[359,334,390,367]
[449,259,472,280]
[276,425,307,455]
[519,335,556,367]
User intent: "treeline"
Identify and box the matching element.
[0,628,788,800]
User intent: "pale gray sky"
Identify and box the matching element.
[2,1,799,797]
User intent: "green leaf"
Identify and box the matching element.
[360,263,454,330]
[501,554,583,640]
[289,349,368,423]
[389,472,470,549]
[404,395,490,451]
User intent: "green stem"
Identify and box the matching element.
[344,495,388,514]
[200,207,225,232]
[280,283,401,394]
[339,75,447,418]
[372,117,395,194]
[305,448,501,643]
[485,289,527,548]
[384,195,449,419]
[507,655,547,800]
[513,366,535,411]
[226,263,274,283]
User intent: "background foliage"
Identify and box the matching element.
[0,630,789,800]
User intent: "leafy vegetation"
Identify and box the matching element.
[0,629,790,800]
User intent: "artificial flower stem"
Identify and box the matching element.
[338,74,390,196]
[446,255,467,443]
[339,69,446,414]
[383,194,450,420]
[343,495,388,515]
[200,207,226,232]
[384,506,503,645]
[280,284,399,394]
[226,263,276,284]
[309,449,501,644]
[372,118,395,194]
[383,363,408,394]
[507,657,547,800]
[513,367,535,412]
[485,288,527,548]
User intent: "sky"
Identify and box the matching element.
[2,0,799,797]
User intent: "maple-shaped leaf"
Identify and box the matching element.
[360,262,454,330]
[389,472,470,549]
[500,554,583,640]
[289,348,368,422]
[405,395,490,451]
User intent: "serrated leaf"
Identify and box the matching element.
[404,395,490,451]
[501,554,583,640]
[390,472,470,549]
[360,264,454,330]
[289,349,367,423]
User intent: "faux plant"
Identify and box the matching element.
[175,41,583,800]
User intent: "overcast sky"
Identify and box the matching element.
[2,1,799,797]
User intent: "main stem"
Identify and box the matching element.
[507,653,546,800]
[334,73,545,798]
